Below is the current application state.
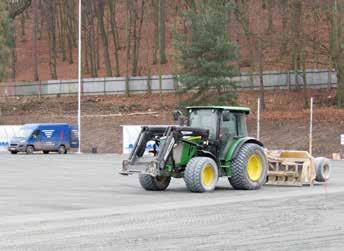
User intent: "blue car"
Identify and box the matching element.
[8,123,79,154]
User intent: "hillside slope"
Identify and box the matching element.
[12,1,331,82]
[1,89,343,157]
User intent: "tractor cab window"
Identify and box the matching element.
[188,109,218,140]
[236,113,248,136]
[220,111,237,141]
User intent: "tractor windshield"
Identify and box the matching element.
[188,109,218,140]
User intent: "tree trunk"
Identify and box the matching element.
[152,0,159,65]
[159,0,167,64]
[46,1,57,79]
[32,0,39,81]
[58,0,66,62]
[125,0,130,97]
[280,0,289,55]
[108,0,120,77]
[131,0,138,76]
[11,25,16,80]
[258,38,265,111]
[337,65,344,107]
[234,0,255,87]
[131,0,145,76]
[290,0,302,90]
[66,0,74,64]
[96,0,112,77]
[20,12,26,38]
[266,0,274,33]
[302,51,309,108]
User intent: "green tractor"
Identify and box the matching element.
[121,106,268,192]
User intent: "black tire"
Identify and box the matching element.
[10,151,18,154]
[184,157,218,193]
[314,157,331,182]
[26,145,34,155]
[138,174,171,191]
[58,145,66,154]
[229,143,267,190]
[43,150,49,154]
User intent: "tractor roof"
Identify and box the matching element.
[187,106,250,114]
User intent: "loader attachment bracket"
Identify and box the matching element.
[120,126,209,176]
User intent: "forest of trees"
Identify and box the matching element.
[0,0,343,106]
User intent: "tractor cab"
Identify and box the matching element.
[183,106,249,159]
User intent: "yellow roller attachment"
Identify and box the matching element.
[266,150,316,186]
[247,154,263,181]
[201,164,215,187]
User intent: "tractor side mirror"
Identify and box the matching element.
[173,110,185,126]
[173,110,182,121]
[222,111,231,122]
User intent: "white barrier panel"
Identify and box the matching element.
[0,126,22,151]
[122,125,166,154]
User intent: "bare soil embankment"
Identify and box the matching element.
[0,89,343,157]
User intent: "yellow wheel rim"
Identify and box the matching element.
[247,154,263,181]
[201,164,215,187]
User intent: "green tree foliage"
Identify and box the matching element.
[174,1,238,106]
[0,1,12,81]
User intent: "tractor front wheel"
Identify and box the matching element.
[184,157,218,193]
[229,143,267,190]
[139,174,171,191]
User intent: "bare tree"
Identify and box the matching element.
[159,0,167,64]
[108,0,120,76]
[45,0,58,79]
[8,0,32,80]
[32,0,39,81]
[96,0,112,77]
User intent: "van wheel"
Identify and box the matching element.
[43,150,49,154]
[26,146,34,155]
[58,145,66,154]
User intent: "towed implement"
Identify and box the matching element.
[120,106,331,192]
[266,150,331,186]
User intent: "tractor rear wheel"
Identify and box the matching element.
[229,143,267,190]
[184,157,218,193]
[138,174,171,191]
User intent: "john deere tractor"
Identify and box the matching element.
[121,106,268,192]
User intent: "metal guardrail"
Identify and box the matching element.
[0,70,337,97]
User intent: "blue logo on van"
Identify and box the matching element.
[42,130,55,138]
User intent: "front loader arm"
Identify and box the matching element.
[121,126,209,176]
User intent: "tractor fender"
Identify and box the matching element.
[225,137,264,163]
[197,150,221,167]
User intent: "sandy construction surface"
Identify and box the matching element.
[0,153,343,250]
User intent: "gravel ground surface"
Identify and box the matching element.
[0,153,343,250]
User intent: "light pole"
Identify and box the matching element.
[77,0,82,153]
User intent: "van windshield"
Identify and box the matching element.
[16,128,33,138]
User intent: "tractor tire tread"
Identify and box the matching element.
[139,174,171,191]
[184,157,218,193]
[229,143,267,190]
[314,157,331,182]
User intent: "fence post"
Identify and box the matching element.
[257,98,261,140]
[104,78,106,95]
[309,97,313,155]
